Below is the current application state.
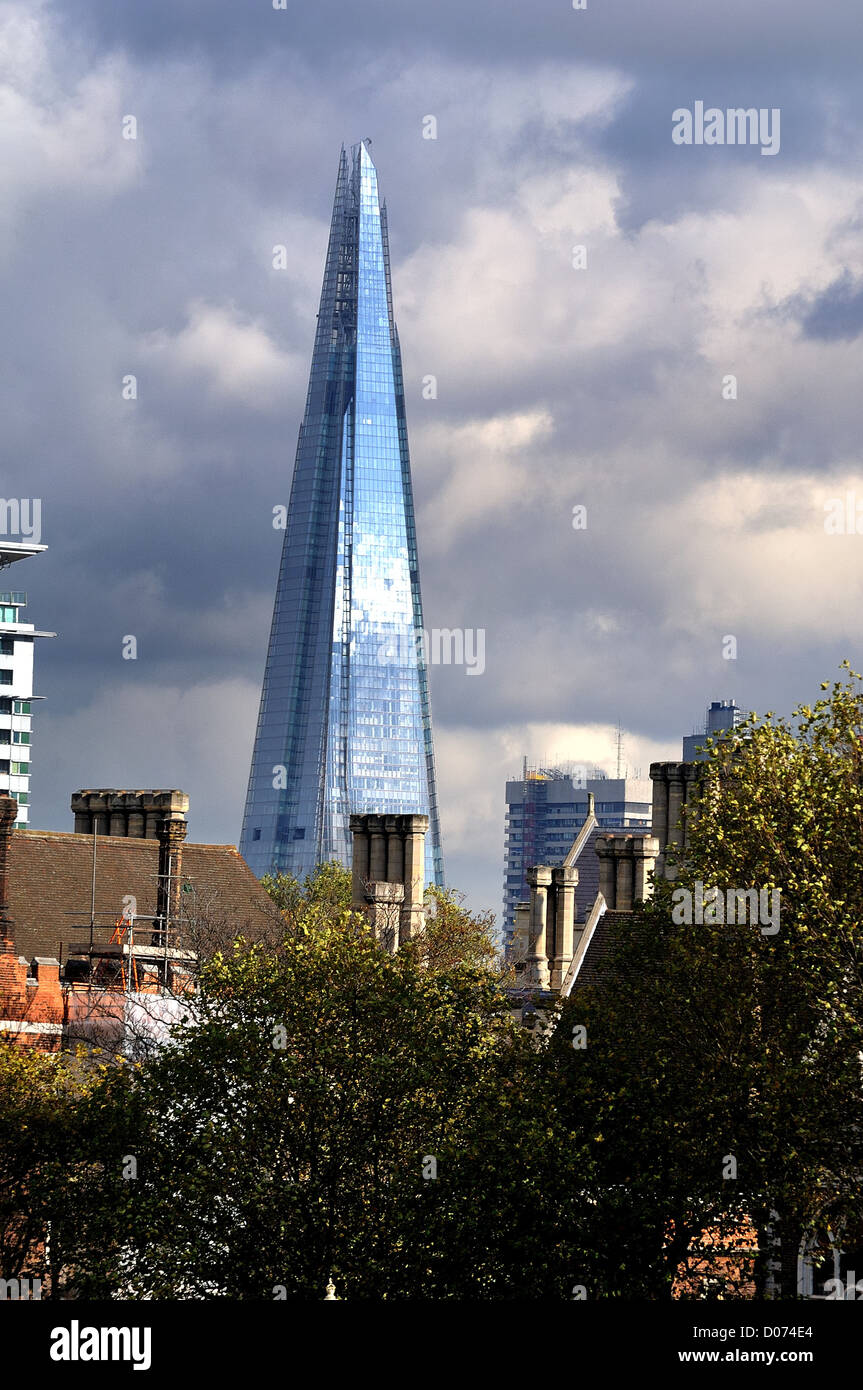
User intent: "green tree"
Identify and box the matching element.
[412,885,499,974]
[261,859,352,928]
[0,1041,123,1298]
[550,907,759,1298]
[551,666,863,1297]
[76,896,587,1299]
[677,665,863,1294]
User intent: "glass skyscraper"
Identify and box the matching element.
[240,141,444,885]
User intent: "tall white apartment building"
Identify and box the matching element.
[0,543,55,827]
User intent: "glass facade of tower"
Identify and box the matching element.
[240,142,443,885]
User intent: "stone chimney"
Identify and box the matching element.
[649,762,700,879]
[349,813,428,951]
[519,794,597,990]
[524,863,580,990]
[525,866,552,988]
[71,789,189,839]
[594,832,659,911]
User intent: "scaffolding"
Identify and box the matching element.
[61,828,196,996]
[63,912,196,995]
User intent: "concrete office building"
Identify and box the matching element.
[502,761,652,946]
[682,699,746,762]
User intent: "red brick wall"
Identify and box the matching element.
[0,941,63,1051]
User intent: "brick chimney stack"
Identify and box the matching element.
[71,789,189,839]
[156,815,188,940]
[0,794,18,952]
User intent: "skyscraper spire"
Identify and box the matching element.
[240,143,444,885]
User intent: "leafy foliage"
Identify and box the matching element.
[7,674,863,1299]
[552,666,863,1296]
[412,885,500,974]
[75,910,584,1298]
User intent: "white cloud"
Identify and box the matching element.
[34,677,259,846]
[0,4,140,248]
[7,1,863,924]
[417,408,554,541]
[140,301,302,408]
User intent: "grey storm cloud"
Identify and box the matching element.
[799,270,863,341]
[63,0,863,71]
[4,0,863,914]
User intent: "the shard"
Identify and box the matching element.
[240,141,444,885]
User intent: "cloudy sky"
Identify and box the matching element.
[3,0,863,915]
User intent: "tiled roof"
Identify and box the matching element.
[7,830,275,965]
[572,909,639,991]
[572,824,602,924]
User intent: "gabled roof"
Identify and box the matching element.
[558,802,603,928]
[566,906,641,995]
[8,831,275,965]
[560,891,607,997]
[572,824,602,925]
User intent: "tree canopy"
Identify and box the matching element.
[553,665,863,1296]
[5,672,863,1299]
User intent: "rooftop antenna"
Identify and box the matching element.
[615,722,624,780]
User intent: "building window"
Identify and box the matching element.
[10,762,27,775]
[15,793,28,805]
[12,700,30,715]
[12,732,29,744]
[251,828,261,841]
[0,762,8,774]
[0,607,16,623]
[0,638,12,655]
[0,672,12,686]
